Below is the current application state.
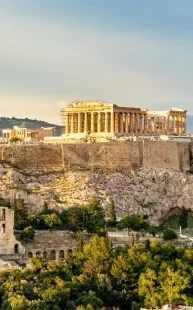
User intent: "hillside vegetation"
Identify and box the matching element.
[0,117,62,136]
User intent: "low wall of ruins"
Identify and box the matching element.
[0,141,192,174]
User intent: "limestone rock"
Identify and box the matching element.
[0,164,193,225]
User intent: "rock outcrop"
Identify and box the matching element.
[0,164,193,225]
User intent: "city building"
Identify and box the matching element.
[61,101,187,138]
[2,126,56,142]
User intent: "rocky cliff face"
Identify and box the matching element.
[0,163,193,225]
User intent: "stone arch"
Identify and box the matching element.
[14,244,19,254]
[50,250,56,260]
[68,248,73,255]
[36,251,41,257]
[59,250,64,259]
[43,251,47,260]
[28,252,33,259]
[3,264,9,269]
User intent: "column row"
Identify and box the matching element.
[65,112,186,135]
[65,112,114,134]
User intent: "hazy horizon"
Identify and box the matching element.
[1,0,193,124]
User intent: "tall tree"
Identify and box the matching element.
[12,198,29,230]
[138,268,160,308]
[179,207,188,230]
[109,200,116,226]
[159,266,190,305]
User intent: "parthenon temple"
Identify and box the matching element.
[61,101,187,137]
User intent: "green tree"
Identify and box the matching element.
[12,198,29,230]
[20,226,35,241]
[138,268,160,308]
[117,216,149,232]
[84,199,105,235]
[179,207,188,230]
[159,266,190,304]
[148,226,159,237]
[163,229,177,240]
[75,291,103,309]
[42,213,62,231]
[83,236,112,277]
[67,207,85,232]
[77,231,84,252]
[109,200,116,227]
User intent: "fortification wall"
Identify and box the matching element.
[0,141,192,174]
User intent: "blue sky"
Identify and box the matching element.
[0,0,193,123]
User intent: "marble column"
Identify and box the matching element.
[71,113,74,133]
[130,113,134,134]
[91,112,94,133]
[125,113,128,133]
[181,116,184,134]
[184,117,186,134]
[120,112,124,134]
[105,112,109,133]
[164,117,168,134]
[84,112,88,133]
[161,117,165,134]
[144,115,147,134]
[139,114,142,134]
[173,116,176,134]
[77,113,81,133]
[65,113,69,134]
[98,112,101,133]
[135,113,139,134]
[111,112,114,134]
[151,118,154,134]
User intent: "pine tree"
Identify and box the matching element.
[109,200,116,226]
[179,206,188,229]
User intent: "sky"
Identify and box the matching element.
[1,0,193,124]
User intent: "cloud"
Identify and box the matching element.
[0,6,193,123]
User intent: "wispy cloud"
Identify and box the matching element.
[0,1,193,123]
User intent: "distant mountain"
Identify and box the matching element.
[0,117,62,136]
[187,115,193,134]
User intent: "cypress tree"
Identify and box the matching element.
[109,199,116,226]
[179,206,188,229]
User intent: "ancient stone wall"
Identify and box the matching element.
[0,141,192,174]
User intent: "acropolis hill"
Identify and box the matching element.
[0,101,192,225]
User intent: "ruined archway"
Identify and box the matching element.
[43,251,47,260]
[50,250,56,260]
[59,250,64,259]
[28,252,33,259]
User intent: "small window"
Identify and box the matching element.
[43,251,47,260]
[2,224,5,233]
[14,244,19,254]
[36,251,41,257]
[50,250,56,260]
[28,252,33,259]
[59,250,64,259]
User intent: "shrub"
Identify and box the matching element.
[148,226,159,237]
[163,228,177,240]
[20,226,35,241]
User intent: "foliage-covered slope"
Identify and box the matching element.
[0,117,62,136]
